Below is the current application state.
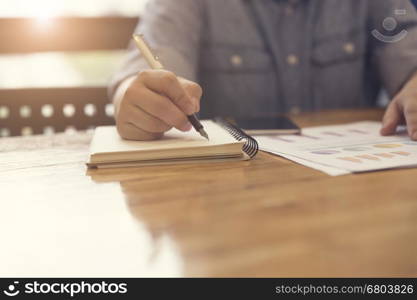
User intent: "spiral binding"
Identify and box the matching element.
[215,117,259,158]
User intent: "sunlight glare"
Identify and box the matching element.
[26,0,60,27]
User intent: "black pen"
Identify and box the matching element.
[132,34,209,140]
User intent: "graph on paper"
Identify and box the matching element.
[255,122,417,175]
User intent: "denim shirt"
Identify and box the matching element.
[109,0,417,119]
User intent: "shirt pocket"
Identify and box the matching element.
[310,31,368,110]
[311,31,367,66]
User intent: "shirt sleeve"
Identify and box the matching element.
[108,0,204,100]
[368,0,417,97]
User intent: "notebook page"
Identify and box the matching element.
[89,120,238,155]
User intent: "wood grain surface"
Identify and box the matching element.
[0,109,416,277]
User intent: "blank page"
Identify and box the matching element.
[89,120,238,156]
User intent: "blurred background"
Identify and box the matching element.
[0,0,146,88]
[0,0,147,137]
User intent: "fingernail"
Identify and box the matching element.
[181,122,192,132]
[382,117,391,127]
[381,118,395,134]
[380,122,387,133]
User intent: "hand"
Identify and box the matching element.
[381,73,417,140]
[114,70,202,141]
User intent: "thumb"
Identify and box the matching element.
[381,99,402,136]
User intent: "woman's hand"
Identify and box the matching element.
[381,73,417,140]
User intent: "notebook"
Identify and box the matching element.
[87,119,258,168]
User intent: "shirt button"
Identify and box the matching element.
[285,6,294,15]
[287,54,299,66]
[343,42,355,54]
[230,55,243,67]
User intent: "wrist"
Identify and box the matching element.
[112,75,137,115]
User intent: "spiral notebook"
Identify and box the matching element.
[87,119,258,168]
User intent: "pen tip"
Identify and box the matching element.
[199,129,209,141]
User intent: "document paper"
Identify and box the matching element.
[255,122,417,176]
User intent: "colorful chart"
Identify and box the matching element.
[403,141,417,146]
[323,132,344,137]
[311,150,340,155]
[357,154,380,161]
[374,153,395,158]
[373,144,402,149]
[343,147,370,152]
[338,157,362,163]
[391,151,411,156]
[348,129,368,134]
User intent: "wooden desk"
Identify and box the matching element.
[1,109,416,277]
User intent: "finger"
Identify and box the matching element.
[179,78,203,112]
[381,100,402,135]
[126,104,172,134]
[126,86,191,131]
[140,70,196,115]
[117,122,163,141]
[403,100,417,140]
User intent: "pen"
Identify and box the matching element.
[132,34,209,140]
